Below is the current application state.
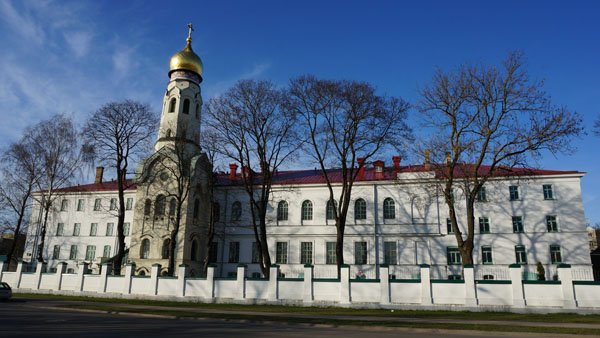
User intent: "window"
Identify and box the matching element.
[56,223,64,236]
[106,223,114,236]
[277,201,288,221]
[447,247,462,265]
[182,98,190,114]
[208,242,218,263]
[546,215,558,232]
[168,98,176,113]
[479,217,490,233]
[60,199,69,211]
[550,244,562,263]
[354,199,366,220]
[155,195,166,216]
[300,242,313,265]
[193,199,199,219]
[126,198,133,210]
[90,223,97,236]
[190,239,198,261]
[326,199,336,220]
[94,198,101,211]
[69,245,77,260]
[276,242,288,264]
[301,200,313,221]
[123,222,130,236]
[383,241,397,265]
[77,199,84,211]
[103,245,111,258]
[162,239,170,259]
[169,198,177,216]
[515,245,527,264]
[509,185,519,201]
[512,216,524,233]
[446,218,454,234]
[354,242,367,265]
[543,184,554,200]
[476,186,487,202]
[110,198,117,211]
[481,246,493,264]
[140,239,150,259]
[52,245,60,259]
[228,242,240,263]
[231,201,241,221]
[144,199,152,216]
[195,103,200,119]
[252,242,260,263]
[73,223,80,236]
[85,245,96,261]
[383,198,395,220]
[326,242,337,265]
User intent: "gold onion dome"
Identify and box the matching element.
[169,23,203,76]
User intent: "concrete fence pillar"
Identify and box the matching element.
[557,264,577,309]
[76,262,89,292]
[268,264,279,301]
[340,264,350,304]
[303,264,314,303]
[55,262,67,290]
[177,264,188,297]
[236,264,247,300]
[509,264,525,308]
[15,261,24,288]
[123,263,135,294]
[463,265,478,306]
[34,262,46,290]
[379,264,390,304]
[150,264,161,295]
[420,264,433,305]
[99,263,111,293]
[206,264,216,298]
[0,258,6,282]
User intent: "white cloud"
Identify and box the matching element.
[64,30,92,58]
[0,1,45,45]
[205,62,271,98]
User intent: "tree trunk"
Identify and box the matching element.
[113,167,126,275]
[168,209,181,276]
[460,201,476,265]
[335,221,345,278]
[259,218,271,278]
[37,204,50,263]
[7,199,27,269]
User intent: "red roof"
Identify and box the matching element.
[52,180,137,193]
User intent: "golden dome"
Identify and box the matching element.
[169,24,203,76]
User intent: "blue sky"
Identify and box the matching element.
[0,0,599,223]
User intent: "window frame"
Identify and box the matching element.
[277,200,288,221]
[103,245,111,258]
[512,216,524,233]
[509,185,520,201]
[301,200,313,221]
[383,198,395,220]
[228,241,240,263]
[126,198,133,210]
[76,199,84,211]
[550,244,562,263]
[300,242,313,265]
[275,241,288,264]
[85,245,96,261]
[89,223,97,236]
[140,239,150,259]
[383,241,397,265]
[69,245,77,260]
[93,198,102,211]
[546,215,559,232]
[543,184,554,200]
[354,241,367,265]
[326,242,336,265]
[481,245,493,264]
[354,198,367,220]
[479,217,490,233]
[447,247,462,265]
[56,223,64,236]
[231,201,242,221]
[52,245,60,260]
[60,199,69,211]
[515,245,527,264]
[476,186,487,202]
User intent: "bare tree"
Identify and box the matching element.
[83,100,158,275]
[288,75,411,275]
[205,80,298,278]
[594,115,600,137]
[417,51,583,265]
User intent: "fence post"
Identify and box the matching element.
[15,261,24,288]
[207,264,216,298]
[509,264,525,308]
[463,264,478,306]
[557,264,577,309]
[99,262,111,293]
[76,262,89,292]
[379,264,390,304]
[268,264,279,301]
[55,262,67,290]
[177,264,188,297]
[236,264,247,300]
[150,264,161,295]
[340,264,350,304]
[0,257,5,282]
[34,262,46,290]
[420,264,433,305]
[123,263,135,294]
[303,264,314,303]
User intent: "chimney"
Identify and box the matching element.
[229,163,238,180]
[357,157,365,180]
[95,167,104,184]
[392,156,401,173]
[374,160,385,179]
[241,166,252,179]
[424,149,431,170]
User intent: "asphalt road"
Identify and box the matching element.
[0,299,580,338]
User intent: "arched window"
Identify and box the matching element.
[166,129,171,138]
[190,239,198,261]
[195,103,200,119]
[301,200,313,221]
[277,201,288,221]
[155,195,166,216]
[168,98,176,113]
[212,202,220,222]
[162,239,170,259]
[168,198,177,216]
[193,198,200,219]
[138,270,146,276]
[140,239,150,259]
[355,198,367,220]
[182,99,190,114]
[383,198,395,220]
[144,199,152,216]
[231,201,241,221]
[326,199,336,220]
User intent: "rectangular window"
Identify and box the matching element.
[90,223,97,236]
[69,245,77,260]
[543,184,554,200]
[550,244,562,263]
[383,241,397,265]
[326,242,337,265]
[509,185,519,201]
[56,223,64,236]
[479,217,490,233]
[300,242,313,265]
[77,199,84,211]
[103,245,111,258]
[85,245,96,261]
[93,198,101,211]
[476,186,487,202]
[515,245,527,264]
[251,242,260,264]
[208,242,218,263]
[52,245,60,259]
[126,198,133,210]
[276,242,288,264]
[446,218,454,234]
[105,223,114,236]
[73,223,81,236]
[512,216,524,233]
[228,242,240,263]
[110,198,117,211]
[123,222,130,236]
[354,241,367,265]
[481,246,493,264]
[447,247,462,265]
[60,199,69,211]
[546,215,558,232]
